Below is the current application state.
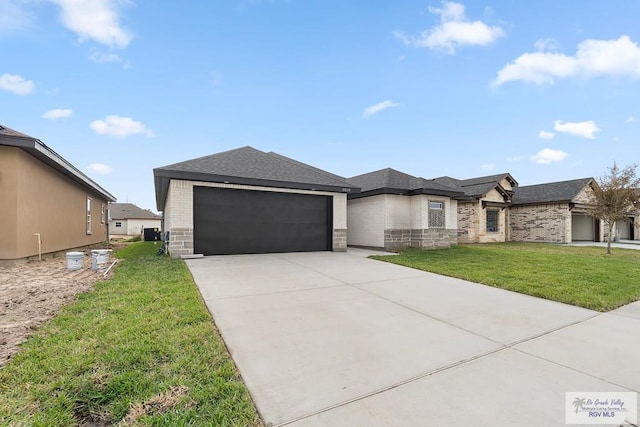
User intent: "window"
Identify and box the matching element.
[86,197,92,234]
[486,209,499,232]
[101,203,106,224]
[428,201,445,228]
[115,222,122,227]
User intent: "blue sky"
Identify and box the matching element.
[2,0,639,212]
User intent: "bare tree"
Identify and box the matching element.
[591,162,640,254]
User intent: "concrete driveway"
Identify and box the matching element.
[186,250,640,426]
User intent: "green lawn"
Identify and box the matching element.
[0,242,261,426]
[372,243,640,311]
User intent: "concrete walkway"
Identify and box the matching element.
[186,251,640,426]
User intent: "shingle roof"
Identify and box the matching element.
[432,173,517,199]
[154,146,358,210]
[512,178,594,205]
[109,203,161,220]
[0,124,116,202]
[347,168,464,198]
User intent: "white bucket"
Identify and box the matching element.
[91,249,111,271]
[66,252,84,271]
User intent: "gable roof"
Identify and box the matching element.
[0,125,116,202]
[154,146,359,210]
[109,203,161,220]
[432,173,517,200]
[347,168,465,199]
[512,177,595,205]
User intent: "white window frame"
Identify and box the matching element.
[101,203,106,224]
[86,197,92,234]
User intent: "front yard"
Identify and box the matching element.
[0,242,261,426]
[372,243,640,311]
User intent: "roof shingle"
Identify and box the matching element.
[512,178,595,205]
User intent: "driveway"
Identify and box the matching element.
[186,251,640,426]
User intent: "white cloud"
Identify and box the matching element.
[538,130,555,140]
[43,108,73,119]
[86,163,113,174]
[362,100,399,118]
[0,73,35,94]
[530,148,568,164]
[534,38,558,52]
[394,1,504,54]
[494,35,640,86]
[90,115,154,138]
[481,163,495,171]
[506,155,524,162]
[89,49,122,63]
[0,0,33,31]
[553,120,600,139]
[49,0,133,49]
[626,116,636,123]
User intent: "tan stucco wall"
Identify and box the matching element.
[0,146,109,259]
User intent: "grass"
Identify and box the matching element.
[0,242,261,426]
[372,243,640,311]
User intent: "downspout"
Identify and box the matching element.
[33,233,42,261]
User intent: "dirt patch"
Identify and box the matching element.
[116,386,193,426]
[0,255,112,367]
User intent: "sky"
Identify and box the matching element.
[2,0,640,212]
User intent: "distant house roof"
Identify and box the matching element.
[432,173,518,200]
[154,146,359,210]
[512,178,595,205]
[0,125,116,202]
[109,203,161,220]
[347,168,465,199]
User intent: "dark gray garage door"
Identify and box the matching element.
[193,186,332,255]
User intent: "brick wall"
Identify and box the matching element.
[347,196,385,247]
[509,203,571,243]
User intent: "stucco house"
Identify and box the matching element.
[432,173,518,244]
[153,146,358,257]
[346,168,463,250]
[509,178,600,243]
[109,202,162,237]
[0,125,116,260]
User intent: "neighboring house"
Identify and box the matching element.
[509,178,600,243]
[109,203,162,237]
[613,189,640,241]
[153,146,358,257]
[432,173,518,244]
[0,125,116,260]
[347,168,463,250]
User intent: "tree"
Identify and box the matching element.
[591,162,640,254]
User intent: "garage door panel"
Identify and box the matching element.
[572,214,594,241]
[194,187,332,255]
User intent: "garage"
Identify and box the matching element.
[615,218,634,240]
[193,187,332,255]
[571,213,598,241]
[154,146,356,258]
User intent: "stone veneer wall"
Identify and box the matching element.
[410,229,458,249]
[167,227,194,257]
[509,203,571,243]
[383,228,457,251]
[333,229,347,251]
[457,202,477,243]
